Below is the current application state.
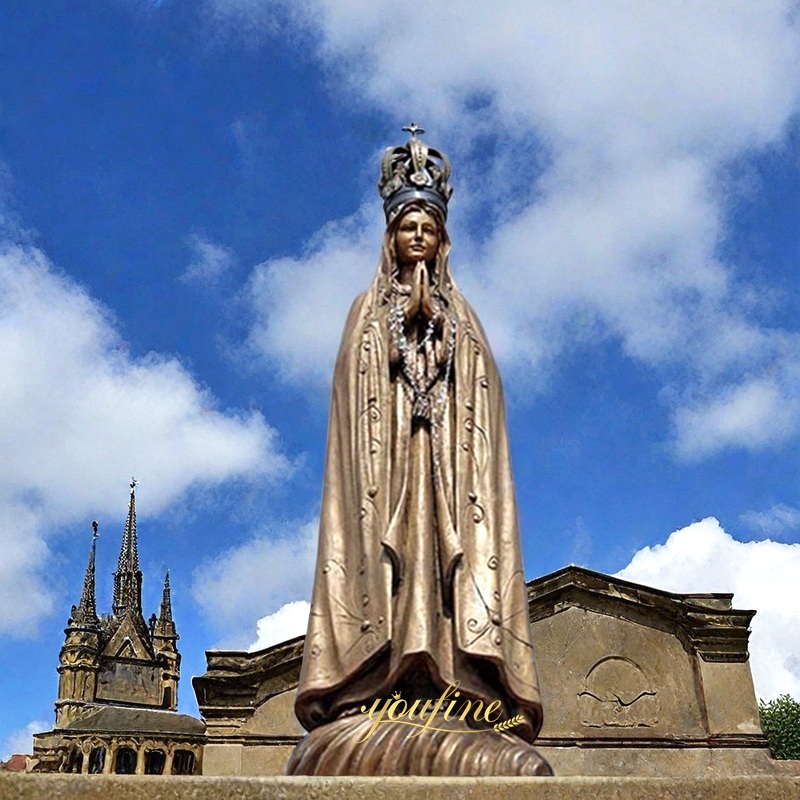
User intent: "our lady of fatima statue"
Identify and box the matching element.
[288,125,552,777]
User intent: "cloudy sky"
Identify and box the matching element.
[2,1,800,756]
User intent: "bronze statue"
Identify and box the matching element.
[288,125,552,776]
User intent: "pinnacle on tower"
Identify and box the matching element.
[72,521,99,626]
[160,570,173,623]
[112,478,143,614]
[154,570,178,641]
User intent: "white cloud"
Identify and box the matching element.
[616,517,800,701]
[192,519,317,647]
[0,503,54,632]
[181,233,236,285]
[246,205,383,386]
[1,719,46,759]
[0,243,290,635]
[673,374,800,461]
[249,600,310,651]
[741,503,800,539]
[217,0,800,458]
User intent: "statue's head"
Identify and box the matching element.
[377,126,454,292]
[393,204,441,268]
[382,200,451,292]
[378,123,452,225]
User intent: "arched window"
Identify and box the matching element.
[114,746,137,774]
[171,749,195,775]
[162,687,173,709]
[88,746,105,774]
[65,746,83,774]
[144,749,166,775]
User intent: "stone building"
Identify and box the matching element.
[194,565,775,777]
[32,482,204,775]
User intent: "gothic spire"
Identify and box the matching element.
[72,521,99,626]
[118,478,140,573]
[160,570,173,622]
[153,570,178,640]
[113,478,143,614]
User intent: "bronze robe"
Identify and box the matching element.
[296,267,543,743]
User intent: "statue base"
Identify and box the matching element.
[286,711,553,777]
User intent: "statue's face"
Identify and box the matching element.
[394,209,439,267]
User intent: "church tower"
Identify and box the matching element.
[55,522,102,728]
[35,481,203,775]
[99,480,155,673]
[152,571,180,710]
[52,480,182,723]
[112,479,144,616]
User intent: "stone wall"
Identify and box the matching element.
[194,566,778,777]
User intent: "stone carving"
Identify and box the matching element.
[578,656,659,728]
[287,126,552,777]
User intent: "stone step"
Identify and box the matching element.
[2,775,800,800]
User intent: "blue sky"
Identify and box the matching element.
[2,1,800,756]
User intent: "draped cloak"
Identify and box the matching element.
[295,239,544,744]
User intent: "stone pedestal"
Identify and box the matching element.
[3,774,800,800]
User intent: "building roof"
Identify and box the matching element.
[65,706,204,737]
[0,754,29,772]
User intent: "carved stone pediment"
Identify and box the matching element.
[526,566,755,664]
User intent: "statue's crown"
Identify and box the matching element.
[379,123,453,222]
